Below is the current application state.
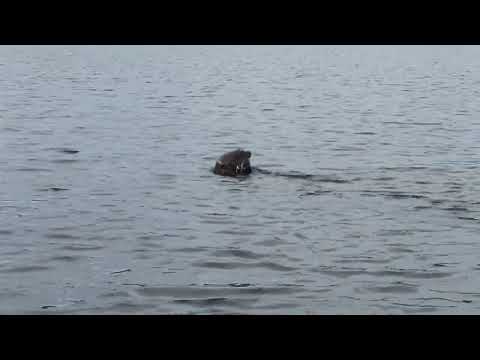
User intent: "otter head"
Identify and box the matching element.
[213,149,252,177]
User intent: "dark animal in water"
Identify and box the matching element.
[213,149,252,177]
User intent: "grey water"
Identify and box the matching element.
[1,45,480,314]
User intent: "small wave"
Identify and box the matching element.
[193,260,296,271]
[378,166,428,171]
[16,168,53,172]
[411,297,472,304]
[50,159,79,164]
[457,216,479,221]
[60,244,104,251]
[390,302,455,310]
[332,146,365,152]
[211,249,265,260]
[359,190,427,200]
[361,282,419,294]
[314,266,452,279]
[373,177,396,181]
[49,255,83,262]
[46,233,81,240]
[135,284,302,298]
[253,167,352,183]
[442,206,469,212]
[45,147,79,154]
[174,247,208,253]
[299,189,333,197]
[381,192,427,199]
[174,297,232,306]
[38,187,69,192]
[0,265,51,273]
[371,269,452,279]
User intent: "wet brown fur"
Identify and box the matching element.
[213,149,252,177]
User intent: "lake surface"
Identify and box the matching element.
[1,45,480,314]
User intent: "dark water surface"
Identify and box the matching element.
[1,45,480,314]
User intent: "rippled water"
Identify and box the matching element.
[1,45,480,314]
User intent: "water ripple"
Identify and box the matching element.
[2,45,480,314]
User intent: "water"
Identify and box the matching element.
[1,45,480,314]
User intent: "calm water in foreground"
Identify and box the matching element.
[1,45,480,314]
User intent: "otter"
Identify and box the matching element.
[213,149,252,177]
